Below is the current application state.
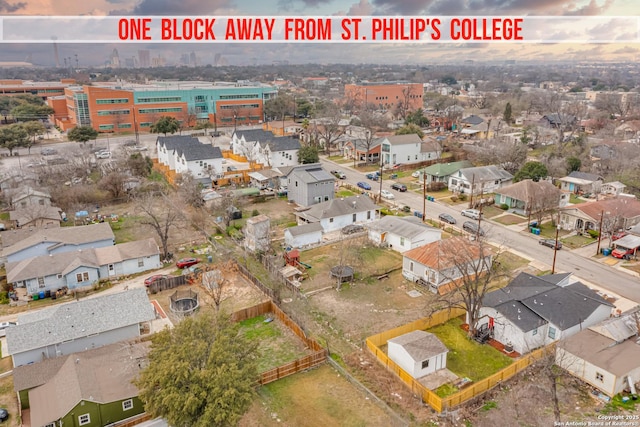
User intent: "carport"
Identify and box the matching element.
[611,234,640,259]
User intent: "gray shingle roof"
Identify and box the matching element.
[461,115,484,125]
[286,222,323,236]
[1,222,115,254]
[178,144,222,161]
[389,330,448,361]
[291,166,334,184]
[381,134,422,145]
[233,129,275,142]
[6,288,155,355]
[296,195,378,222]
[483,272,612,332]
[459,165,513,182]
[368,216,438,240]
[566,171,603,182]
[265,136,301,151]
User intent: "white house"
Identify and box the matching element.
[601,181,626,196]
[231,129,300,167]
[477,272,614,355]
[295,195,379,233]
[402,237,493,295]
[420,139,442,162]
[156,135,223,183]
[284,222,324,248]
[380,134,423,166]
[6,288,156,367]
[556,308,640,397]
[388,330,448,378]
[448,165,514,195]
[367,216,442,253]
[6,238,161,295]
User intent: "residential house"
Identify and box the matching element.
[601,181,626,196]
[156,135,223,184]
[367,216,442,253]
[11,187,52,209]
[590,144,616,161]
[295,195,379,233]
[402,236,493,295]
[477,272,613,355]
[540,113,577,129]
[388,330,448,379]
[284,222,324,248]
[559,197,640,233]
[342,138,382,164]
[419,139,442,162]
[232,129,301,166]
[494,179,565,215]
[9,205,62,229]
[281,163,335,207]
[0,222,115,264]
[13,341,150,427]
[380,134,423,166]
[6,238,161,295]
[558,171,603,195]
[247,169,283,190]
[556,308,640,397]
[6,288,156,367]
[419,160,472,186]
[448,165,514,196]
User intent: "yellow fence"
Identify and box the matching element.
[365,309,549,412]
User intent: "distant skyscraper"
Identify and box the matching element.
[138,50,151,68]
[110,48,120,68]
[180,53,189,66]
[189,51,197,67]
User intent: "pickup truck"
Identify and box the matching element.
[612,246,635,259]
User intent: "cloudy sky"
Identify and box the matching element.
[0,0,638,66]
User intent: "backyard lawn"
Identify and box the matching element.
[493,214,526,226]
[428,317,513,382]
[561,234,596,249]
[239,314,311,373]
[336,189,357,198]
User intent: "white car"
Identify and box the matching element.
[380,189,395,199]
[95,150,111,159]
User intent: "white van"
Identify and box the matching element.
[461,209,482,220]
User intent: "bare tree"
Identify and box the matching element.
[135,191,184,261]
[314,102,345,155]
[201,267,229,311]
[175,172,204,208]
[393,85,416,120]
[351,108,388,165]
[99,172,128,200]
[434,237,507,338]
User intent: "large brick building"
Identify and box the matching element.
[47,80,278,132]
[344,81,423,113]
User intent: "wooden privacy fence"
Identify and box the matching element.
[366,308,549,412]
[231,299,328,386]
[147,275,188,294]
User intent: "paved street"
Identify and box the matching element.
[322,157,640,304]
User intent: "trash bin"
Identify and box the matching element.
[533,228,541,235]
[32,294,39,301]
[207,255,213,263]
[39,291,45,299]
[603,248,611,256]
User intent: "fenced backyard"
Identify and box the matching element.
[366,308,550,412]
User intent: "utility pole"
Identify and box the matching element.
[552,212,561,274]
[378,157,383,203]
[133,108,139,145]
[596,209,605,256]
[422,168,427,223]
[468,174,475,209]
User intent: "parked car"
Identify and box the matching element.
[612,231,627,241]
[0,321,16,338]
[391,183,407,192]
[130,145,148,151]
[392,163,404,169]
[40,148,58,156]
[331,170,346,179]
[0,408,8,422]
[144,274,169,287]
[176,257,200,268]
[612,246,635,260]
[357,181,371,190]
[380,189,395,199]
[411,171,421,178]
[438,213,457,224]
[366,172,379,181]
[463,221,485,236]
[95,150,111,159]
[539,239,562,250]
[461,209,482,220]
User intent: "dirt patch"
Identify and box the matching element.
[240,364,403,427]
[493,214,527,225]
[0,357,18,427]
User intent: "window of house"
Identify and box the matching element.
[352,213,357,223]
[39,199,45,205]
[122,399,134,411]
[21,201,27,208]
[548,326,556,339]
[421,359,429,369]
[400,237,405,246]
[329,218,334,223]
[78,414,91,425]
[532,328,538,336]
[45,423,56,427]
[410,262,414,272]
[76,272,88,282]
[595,372,604,382]
[367,211,371,220]
[407,155,410,161]
[324,196,329,201]
[138,258,144,267]
[38,277,45,288]
[57,274,62,279]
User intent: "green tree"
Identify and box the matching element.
[150,116,180,136]
[20,121,46,154]
[136,311,258,427]
[566,156,582,173]
[0,123,29,155]
[395,123,424,139]
[10,103,54,121]
[503,102,512,124]
[68,125,99,144]
[299,144,319,164]
[514,161,548,182]
[405,108,429,127]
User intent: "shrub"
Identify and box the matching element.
[587,229,599,239]
[0,292,9,305]
[458,194,467,201]
[428,182,446,192]
[379,207,395,216]
[500,203,509,210]
[252,209,259,217]
[450,196,458,202]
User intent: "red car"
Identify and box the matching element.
[176,257,200,269]
[144,274,169,287]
